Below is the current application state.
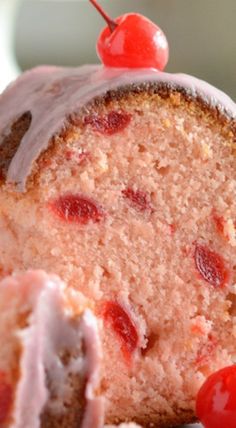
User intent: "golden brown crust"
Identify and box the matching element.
[0,111,32,182]
[82,82,236,134]
[26,87,233,192]
[0,83,235,192]
[107,409,197,428]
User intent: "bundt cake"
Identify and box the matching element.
[0,65,235,427]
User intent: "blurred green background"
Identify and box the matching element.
[13,0,236,99]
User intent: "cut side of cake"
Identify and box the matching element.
[0,66,235,427]
[0,270,103,428]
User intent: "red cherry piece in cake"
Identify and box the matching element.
[169,223,176,235]
[49,194,104,225]
[65,150,73,161]
[77,151,90,164]
[97,13,169,70]
[212,211,225,236]
[0,372,12,424]
[65,150,89,164]
[84,111,131,135]
[122,187,153,213]
[196,365,236,428]
[102,301,139,359]
[194,244,229,288]
[196,334,217,365]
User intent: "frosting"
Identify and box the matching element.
[0,65,235,192]
[0,271,103,428]
[80,312,104,428]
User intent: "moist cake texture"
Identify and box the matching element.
[0,65,235,427]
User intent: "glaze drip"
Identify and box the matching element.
[0,65,235,191]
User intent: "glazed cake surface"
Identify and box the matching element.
[0,65,235,427]
[0,271,103,428]
[0,65,235,191]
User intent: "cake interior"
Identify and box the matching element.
[0,275,26,427]
[0,88,235,427]
[0,272,92,428]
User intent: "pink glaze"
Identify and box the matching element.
[0,65,235,191]
[0,271,103,428]
[81,312,104,428]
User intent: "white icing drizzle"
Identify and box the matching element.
[0,65,235,192]
[0,271,103,428]
[80,312,104,428]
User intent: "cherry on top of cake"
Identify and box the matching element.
[89,0,169,70]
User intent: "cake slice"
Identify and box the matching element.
[0,65,235,427]
[0,270,103,428]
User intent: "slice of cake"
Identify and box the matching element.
[0,270,103,428]
[0,65,235,427]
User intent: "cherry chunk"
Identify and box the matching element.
[84,111,131,135]
[102,301,139,360]
[49,194,105,225]
[122,187,153,213]
[0,372,12,424]
[194,244,229,288]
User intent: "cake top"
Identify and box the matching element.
[0,65,235,192]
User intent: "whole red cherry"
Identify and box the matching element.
[196,365,236,428]
[89,0,169,70]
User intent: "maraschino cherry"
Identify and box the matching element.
[196,365,236,428]
[89,0,169,70]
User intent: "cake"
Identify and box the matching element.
[0,65,235,427]
[0,270,104,428]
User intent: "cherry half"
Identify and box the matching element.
[194,244,229,288]
[49,194,104,225]
[89,0,169,70]
[196,365,236,428]
[0,372,12,424]
[102,301,139,361]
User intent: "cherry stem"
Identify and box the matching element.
[89,0,118,33]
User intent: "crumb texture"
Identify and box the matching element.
[0,88,235,427]
[0,111,32,181]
